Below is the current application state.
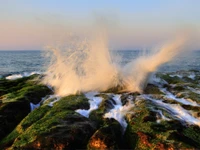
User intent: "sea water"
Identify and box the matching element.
[0,50,200,77]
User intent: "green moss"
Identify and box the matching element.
[124,99,197,149]
[187,92,200,103]
[0,129,19,148]
[182,125,200,148]
[172,85,185,91]
[159,74,184,84]
[1,94,91,149]
[2,84,51,104]
[52,94,89,111]
[0,75,40,96]
[20,105,51,130]
[144,84,164,94]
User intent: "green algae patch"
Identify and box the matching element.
[2,84,51,104]
[182,125,200,148]
[53,94,90,111]
[124,99,197,149]
[0,75,39,96]
[144,84,164,94]
[0,75,52,143]
[159,74,184,84]
[1,94,96,149]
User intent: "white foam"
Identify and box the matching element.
[160,88,199,106]
[30,102,40,111]
[149,75,168,87]
[75,92,103,118]
[40,95,61,107]
[188,73,196,80]
[152,109,171,123]
[169,74,183,78]
[47,96,61,107]
[6,71,41,80]
[145,95,200,126]
[187,86,200,95]
[104,94,134,130]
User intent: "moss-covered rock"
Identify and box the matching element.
[0,75,52,142]
[158,74,184,84]
[1,71,200,149]
[89,94,114,128]
[0,94,96,149]
[0,75,39,96]
[87,118,123,150]
[124,98,199,149]
[144,84,163,94]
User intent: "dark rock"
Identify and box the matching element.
[87,118,123,150]
[0,94,95,149]
[144,84,163,94]
[0,75,52,142]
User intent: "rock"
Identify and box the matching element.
[0,101,30,142]
[1,71,200,149]
[0,94,96,149]
[87,118,123,150]
[144,84,163,94]
[0,75,52,142]
[89,95,115,128]
[124,98,199,149]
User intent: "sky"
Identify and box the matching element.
[0,0,200,50]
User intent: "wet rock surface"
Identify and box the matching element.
[0,75,52,142]
[0,70,200,149]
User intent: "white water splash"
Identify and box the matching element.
[187,86,200,95]
[42,32,187,96]
[160,88,199,106]
[152,109,171,123]
[188,73,196,80]
[41,95,61,107]
[169,74,183,78]
[30,102,40,111]
[104,94,134,130]
[75,92,103,118]
[145,95,200,127]
[6,71,41,80]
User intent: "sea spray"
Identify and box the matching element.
[43,33,119,96]
[43,33,186,96]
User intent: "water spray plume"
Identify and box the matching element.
[120,36,187,93]
[43,33,187,96]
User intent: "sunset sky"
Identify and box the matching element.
[0,0,200,50]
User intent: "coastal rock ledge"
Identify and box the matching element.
[0,71,200,150]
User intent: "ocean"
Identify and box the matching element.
[0,50,200,77]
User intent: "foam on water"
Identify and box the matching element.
[187,86,200,95]
[104,94,134,130]
[30,102,40,111]
[188,73,196,80]
[6,71,41,80]
[40,95,61,107]
[75,92,103,118]
[160,88,199,106]
[151,108,171,123]
[144,95,200,126]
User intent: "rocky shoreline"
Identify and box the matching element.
[0,70,200,149]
